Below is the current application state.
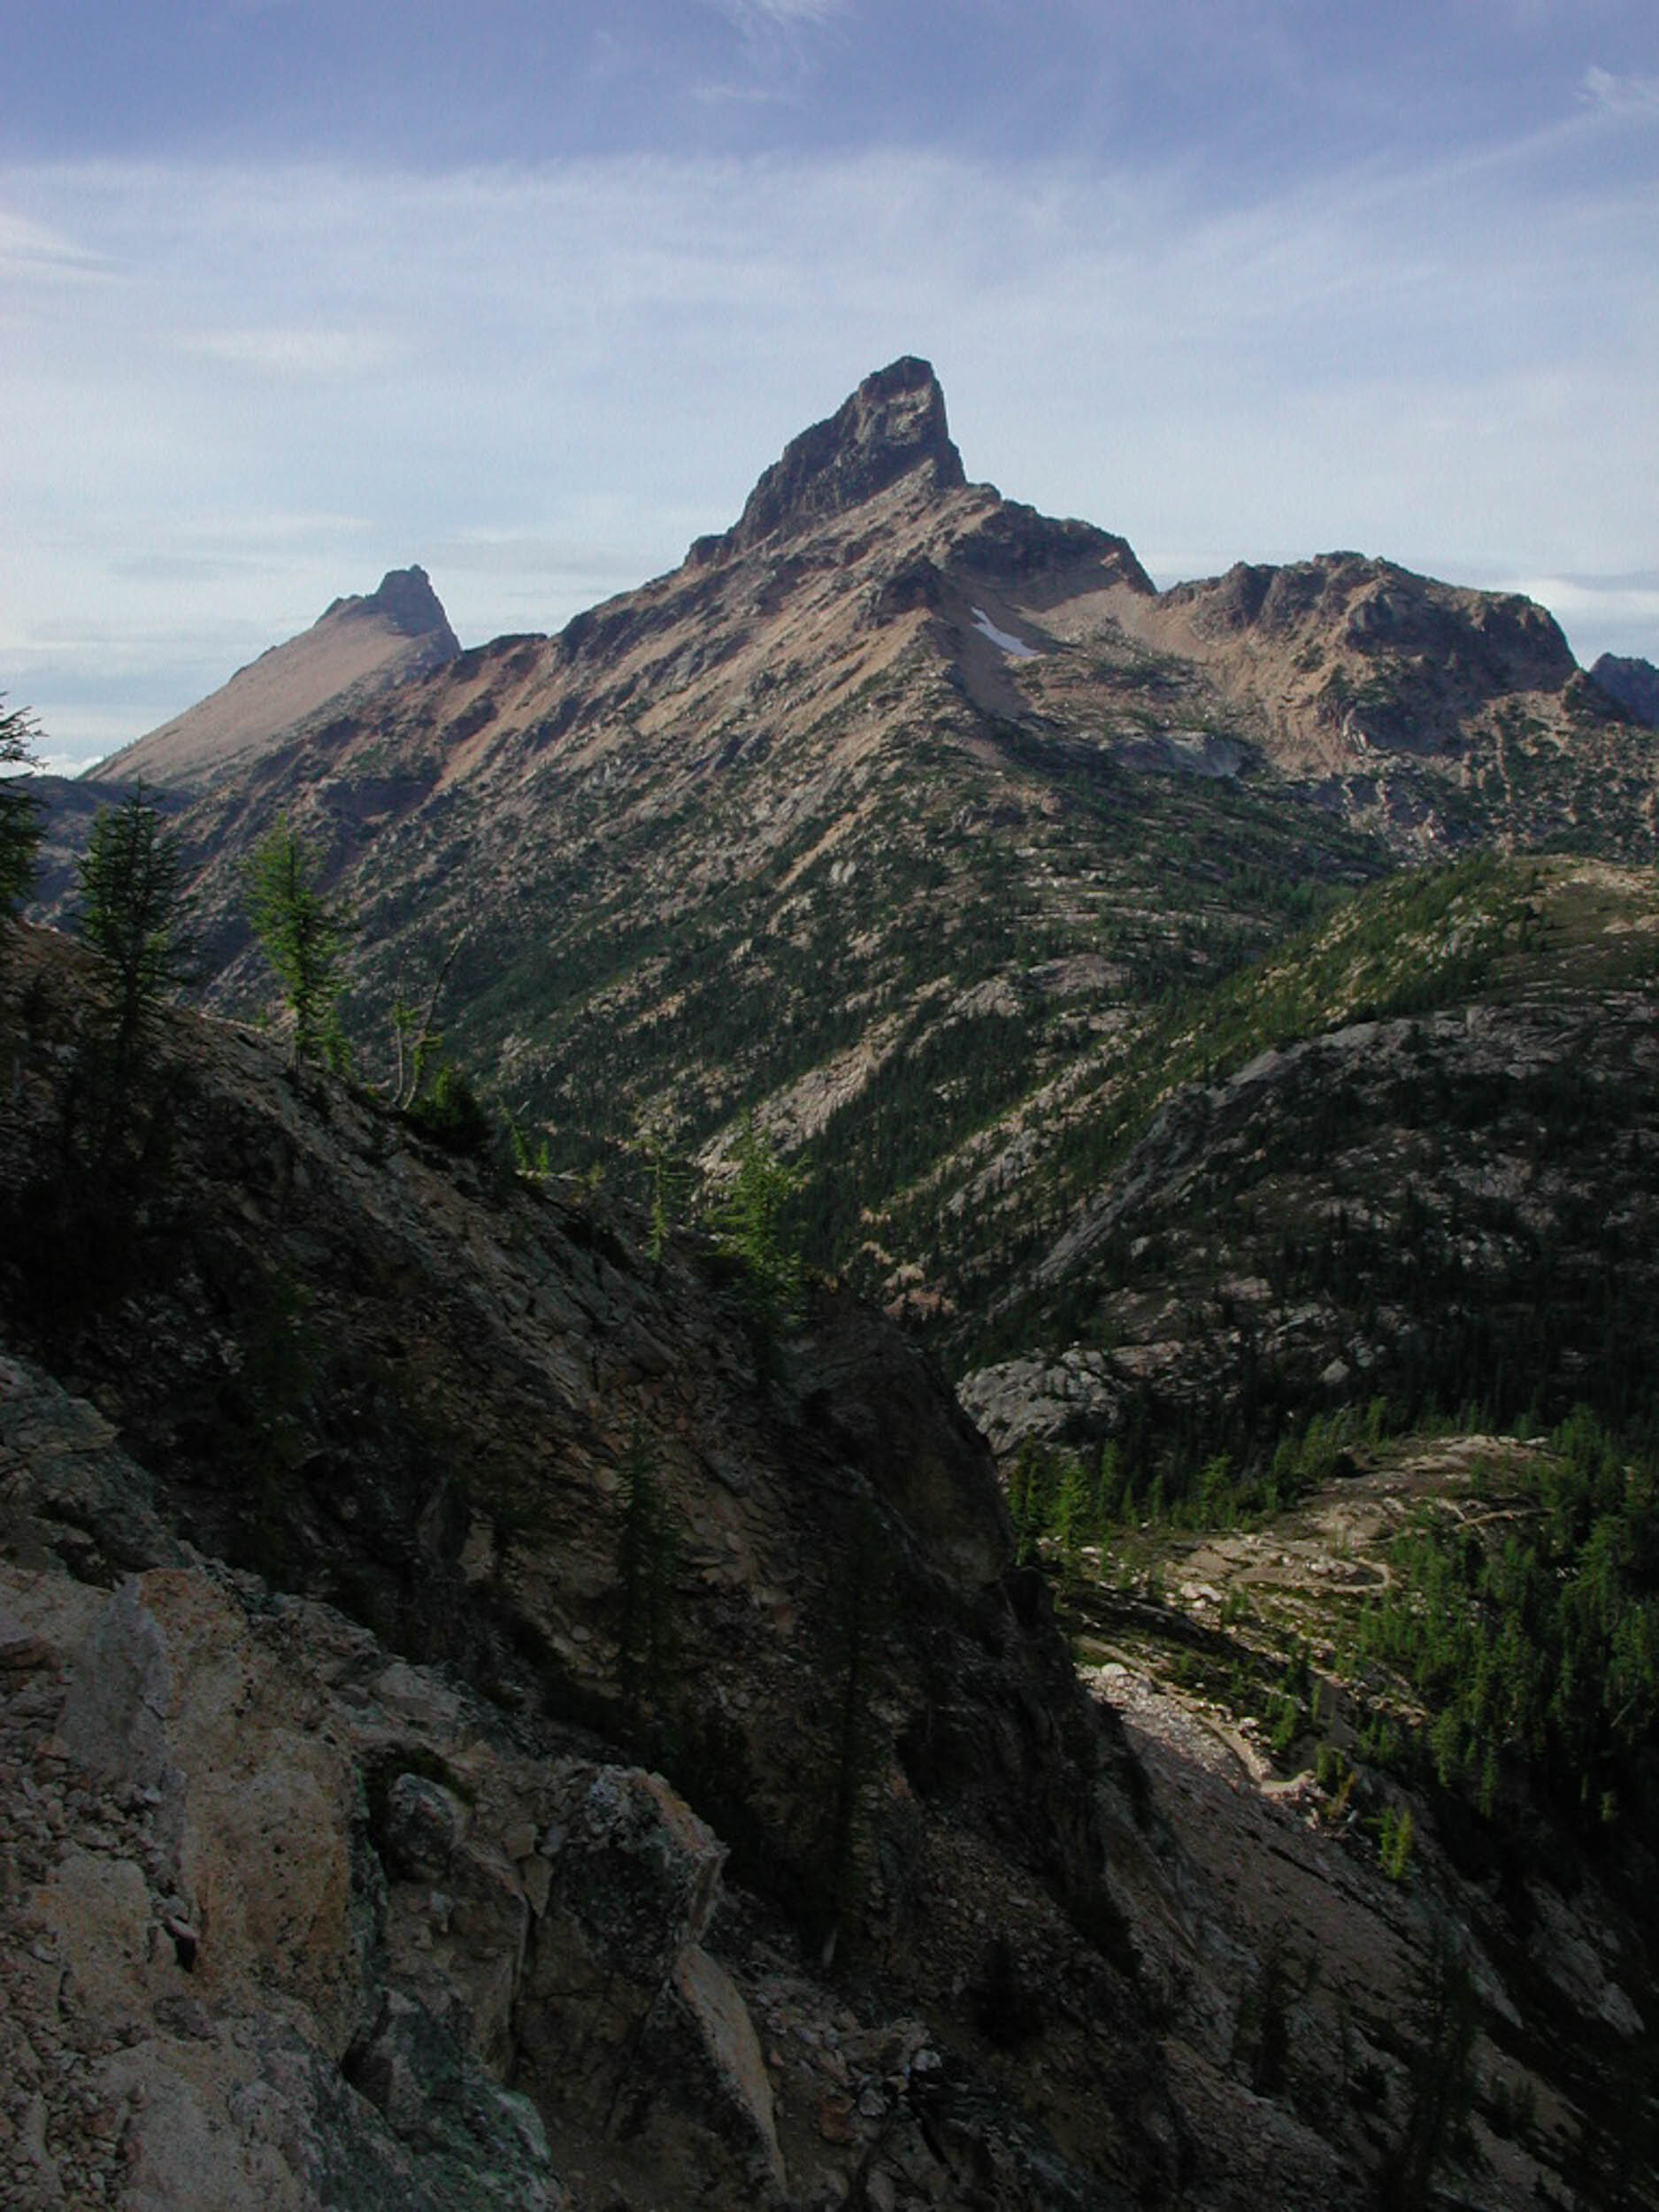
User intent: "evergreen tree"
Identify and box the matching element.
[1378,1930,1478,2208]
[76,788,196,1086]
[714,1110,803,1320]
[0,696,43,932]
[1053,1451,1093,1583]
[246,815,351,1070]
[639,1110,693,1264]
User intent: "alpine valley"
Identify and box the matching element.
[7,358,1659,2210]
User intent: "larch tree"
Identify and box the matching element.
[246,814,352,1071]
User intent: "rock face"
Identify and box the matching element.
[0,1495,756,2209]
[84,565,460,794]
[1118,550,1582,772]
[703,356,967,560]
[1593,650,1659,727]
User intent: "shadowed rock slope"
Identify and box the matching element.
[2,926,1187,2210]
[1593,651,1659,728]
[4,926,1650,2206]
[956,855,1659,1463]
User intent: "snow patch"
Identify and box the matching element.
[970,607,1040,660]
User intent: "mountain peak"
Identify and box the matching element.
[85,565,460,792]
[706,357,967,560]
[323,564,456,643]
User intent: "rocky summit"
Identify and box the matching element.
[700,355,969,557]
[11,360,1659,2208]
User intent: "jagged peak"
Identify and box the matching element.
[321,564,455,642]
[695,357,967,563]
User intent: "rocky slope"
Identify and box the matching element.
[0,926,1169,2209]
[84,566,460,794]
[4,926,1651,2208]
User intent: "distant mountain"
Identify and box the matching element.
[1592,650,1659,727]
[58,360,1659,1424]
[84,565,459,793]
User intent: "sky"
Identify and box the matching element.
[3,2,1656,772]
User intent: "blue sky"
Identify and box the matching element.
[4,1,1656,768]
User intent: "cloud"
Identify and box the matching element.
[187,326,396,378]
[703,0,849,29]
[690,0,849,104]
[1580,65,1659,119]
[0,205,113,280]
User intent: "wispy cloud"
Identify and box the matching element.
[187,326,395,377]
[0,205,114,280]
[1581,65,1659,119]
[691,0,849,104]
[703,0,849,30]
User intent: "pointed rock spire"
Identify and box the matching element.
[710,357,967,559]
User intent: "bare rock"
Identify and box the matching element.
[710,357,967,561]
[382,1771,469,1881]
[516,1766,726,2126]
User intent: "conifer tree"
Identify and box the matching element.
[76,788,195,1084]
[714,1110,803,1319]
[246,815,351,1070]
[0,696,43,933]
